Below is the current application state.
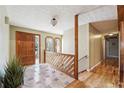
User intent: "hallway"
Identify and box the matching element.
[78,59,119,88]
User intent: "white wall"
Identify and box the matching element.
[78,24,89,59]
[62,24,89,72]
[78,24,89,72]
[0,6,9,74]
[62,28,75,54]
[89,24,103,68]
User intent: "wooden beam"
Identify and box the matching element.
[120,21,124,84]
[117,5,124,87]
[74,15,78,80]
[44,50,46,63]
[118,5,124,31]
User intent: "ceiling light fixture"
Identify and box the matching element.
[51,17,57,27]
[109,33,113,36]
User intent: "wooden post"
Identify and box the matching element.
[74,15,78,80]
[44,50,46,63]
[119,21,124,86]
[117,5,124,87]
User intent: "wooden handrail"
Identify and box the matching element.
[44,50,75,78]
[45,51,74,56]
[78,55,88,62]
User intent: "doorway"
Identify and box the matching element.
[16,31,41,66]
[104,34,119,68]
[35,35,40,65]
[105,34,119,59]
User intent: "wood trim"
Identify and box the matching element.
[36,34,41,64]
[74,15,78,80]
[105,36,107,60]
[45,51,74,56]
[44,50,46,63]
[117,5,124,87]
[39,35,41,63]
[16,31,40,36]
[117,5,124,31]
[120,21,124,83]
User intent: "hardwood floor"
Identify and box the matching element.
[79,58,119,88]
[66,58,120,88]
[65,80,87,88]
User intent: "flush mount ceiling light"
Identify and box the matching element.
[51,17,57,27]
[109,33,113,36]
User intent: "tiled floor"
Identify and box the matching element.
[21,64,74,88]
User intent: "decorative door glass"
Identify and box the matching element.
[46,37,54,52]
[55,38,61,53]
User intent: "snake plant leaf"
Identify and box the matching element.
[2,57,25,88]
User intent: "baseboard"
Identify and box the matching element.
[87,60,102,72]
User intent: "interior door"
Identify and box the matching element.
[105,37,119,58]
[16,31,35,66]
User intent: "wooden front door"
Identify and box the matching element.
[16,31,35,65]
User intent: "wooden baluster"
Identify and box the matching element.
[45,51,75,78]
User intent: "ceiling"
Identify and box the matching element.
[6,5,117,35]
[91,20,118,33]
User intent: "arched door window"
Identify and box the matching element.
[55,38,61,53]
[45,37,54,52]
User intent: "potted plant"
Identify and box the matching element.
[0,73,3,88]
[1,57,25,88]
